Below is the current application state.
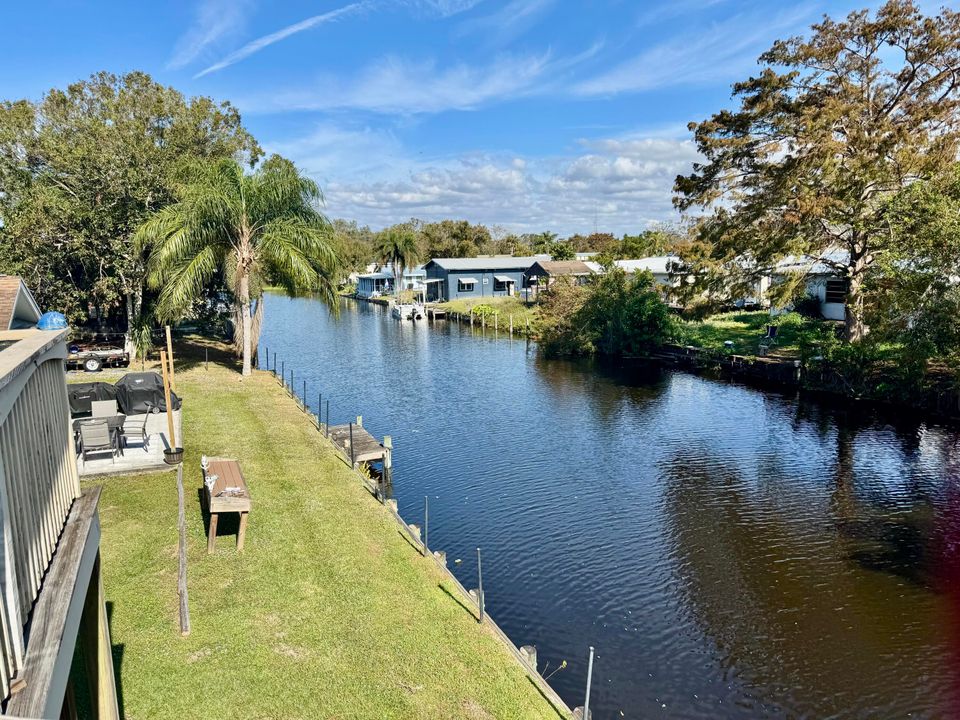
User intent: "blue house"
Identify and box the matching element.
[424,257,547,302]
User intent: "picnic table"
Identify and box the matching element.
[201,457,251,553]
[72,415,126,456]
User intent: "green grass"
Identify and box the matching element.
[436,296,538,332]
[679,310,830,357]
[89,341,563,720]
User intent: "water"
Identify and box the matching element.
[260,293,960,718]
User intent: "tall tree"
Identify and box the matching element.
[136,156,337,376]
[374,225,420,301]
[675,1,960,341]
[0,71,261,339]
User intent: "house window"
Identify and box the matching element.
[494,279,508,292]
[457,279,476,293]
[824,279,848,304]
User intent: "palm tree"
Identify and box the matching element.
[374,225,420,302]
[136,155,337,376]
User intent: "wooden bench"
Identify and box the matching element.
[202,457,252,553]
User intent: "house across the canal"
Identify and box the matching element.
[356,265,427,299]
[424,256,546,302]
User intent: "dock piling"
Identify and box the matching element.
[349,422,355,467]
[205,347,209,371]
[510,315,513,335]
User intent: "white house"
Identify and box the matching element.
[772,253,848,321]
[356,264,427,299]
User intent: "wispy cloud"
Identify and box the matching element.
[634,0,729,28]
[456,0,556,45]
[574,3,816,96]
[414,0,487,17]
[167,0,251,70]
[245,52,555,114]
[195,2,368,78]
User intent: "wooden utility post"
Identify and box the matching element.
[160,350,177,448]
[165,326,176,392]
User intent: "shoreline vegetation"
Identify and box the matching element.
[88,339,565,720]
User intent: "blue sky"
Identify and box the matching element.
[0,0,915,235]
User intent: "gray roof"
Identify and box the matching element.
[426,256,548,271]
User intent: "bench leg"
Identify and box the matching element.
[207,513,218,554]
[237,512,248,552]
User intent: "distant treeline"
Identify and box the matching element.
[332,219,691,273]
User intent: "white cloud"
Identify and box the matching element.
[195,2,368,78]
[167,0,251,70]
[299,128,700,234]
[244,52,554,114]
[575,3,816,96]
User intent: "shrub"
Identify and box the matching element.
[792,293,823,319]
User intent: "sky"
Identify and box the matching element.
[0,0,928,235]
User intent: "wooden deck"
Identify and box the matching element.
[328,424,386,464]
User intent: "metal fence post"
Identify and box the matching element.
[290,369,294,395]
[583,646,595,720]
[272,351,276,374]
[205,347,209,371]
[303,379,307,410]
[318,392,322,430]
[325,400,330,437]
[423,496,429,556]
[281,360,285,385]
[477,547,484,623]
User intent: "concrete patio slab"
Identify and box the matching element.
[77,410,182,477]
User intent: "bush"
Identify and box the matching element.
[537,270,674,358]
[792,293,823,319]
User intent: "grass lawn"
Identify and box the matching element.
[679,310,832,358]
[90,340,562,720]
[436,296,538,332]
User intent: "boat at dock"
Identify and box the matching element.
[391,303,424,321]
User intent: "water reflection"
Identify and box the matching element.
[262,293,959,718]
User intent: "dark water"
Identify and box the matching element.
[261,293,960,719]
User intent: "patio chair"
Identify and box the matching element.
[122,414,150,452]
[91,399,119,418]
[78,420,116,465]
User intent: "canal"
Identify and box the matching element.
[261,293,959,719]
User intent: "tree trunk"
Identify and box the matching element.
[240,273,253,377]
[844,243,868,343]
[123,286,143,360]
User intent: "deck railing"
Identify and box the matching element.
[0,331,80,698]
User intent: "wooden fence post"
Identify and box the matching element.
[159,350,177,448]
[165,326,176,392]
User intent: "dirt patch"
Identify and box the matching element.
[187,648,212,663]
[461,700,494,720]
[273,643,309,659]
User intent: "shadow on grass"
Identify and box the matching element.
[396,528,424,555]
[108,601,126,719]
[196,488,242,544]
[438,582,479,620]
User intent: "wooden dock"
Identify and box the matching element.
[328,423,387,464]
[426,306,446,320]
